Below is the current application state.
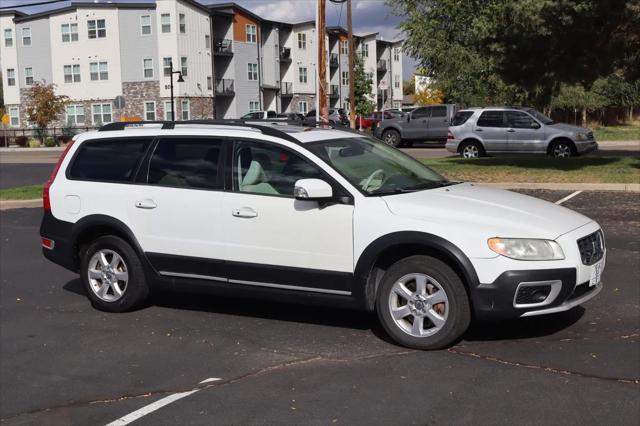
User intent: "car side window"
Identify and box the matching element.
[431,106,447,117]
[233,141,323,197]
[68,138,151,182]
[267,111,277,118]
[411,108,429,119]
[477,111,506,128]
[506,111,539,129]
[148,138,222,190]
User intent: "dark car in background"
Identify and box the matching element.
[373,104,458,147]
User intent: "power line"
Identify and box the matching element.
[0,0,68,10]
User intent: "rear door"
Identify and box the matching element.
[426,105,449,140]
[505,111,545,153]
[474,110,508,152]
[405,107,429,139]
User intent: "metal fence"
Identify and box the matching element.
[0,126,98,147]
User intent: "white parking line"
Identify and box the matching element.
[555,190,583,205]
[105,378,221,426]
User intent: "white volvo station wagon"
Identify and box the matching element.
[41,121,605,349]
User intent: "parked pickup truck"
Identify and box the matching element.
[374,104,458,147]
[241,111,279,120]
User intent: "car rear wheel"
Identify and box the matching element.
[376,255,471,350]
[460,141,485,158]
[81,235,149,312]
[549,140,575,158]
[382,129,402,147]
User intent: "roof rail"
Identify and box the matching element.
[98,119,358,144]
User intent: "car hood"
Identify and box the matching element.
[382,183,592,240]
[547,123,590,133]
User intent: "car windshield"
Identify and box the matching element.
[307,137,452,195]
[526,109,554,125]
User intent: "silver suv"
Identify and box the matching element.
[446,107,598,158]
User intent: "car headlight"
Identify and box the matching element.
[575,132,589,141]
[488,238,565,260]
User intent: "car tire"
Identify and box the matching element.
[459,141,485,158]
[80,235,149,313]
[382,129,402,147]
[549,140,575,158]
[376,255,471,350]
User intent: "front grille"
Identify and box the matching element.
[577,230,604,265]
[587,131,594,140]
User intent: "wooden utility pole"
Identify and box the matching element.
[347,0,355,128]
[317,0,328,124]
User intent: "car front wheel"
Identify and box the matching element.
[382,129,402,147]
[376,255,471,350]
[550,140,575,158]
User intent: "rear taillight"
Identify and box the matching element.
[41,238,55,250]
[447,130,455,140]
[43,140,75,210]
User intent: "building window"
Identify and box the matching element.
[66,105,85,125]
[298,66,307,83]
[90,61,108,80]
[144,101,156,120]
[181,99,190,120]
[163,57,172,76]
[6,69,15,86]
[247,63,258,81]
[362,43,368,58]
[164,101,174,120]
[4,29,12,47]
[141,15,151,35]
[143,58,153,78]
[180,57,188,77]
[393,48,400,62]
[179,13,186,33]
[61,23,78,42]
[24,67,34,85]
[298,100,308,114]
[87,19,106,39]
[249,101,260,113]
[205,34,211,49]
[92,103,112,125]
[394,74,400,89]
[340,40,348,55]
[246,24,257,43]
[207,76,212,90]
[9,107,19,127]
[22,27,31,46]
[64,64,81,83]
[297,33,306,49]
[161,14,171,33]
[341,71,348,86]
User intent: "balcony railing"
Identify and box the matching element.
[329,84,339,97]
[329,53,339,68]
[215,79,235,95]
[213,39,233,55]
[377,59,387,71]
[281,82,293,96]
[280,47,291,61]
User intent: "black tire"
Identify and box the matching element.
[376,255,471,350]
[459,140,485,158]
[382,129,402,147]
[80,235,149,312]
[548,139,576,158]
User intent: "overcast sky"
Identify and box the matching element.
[2,0,416,78]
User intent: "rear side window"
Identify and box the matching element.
[476,111,506,127]
[430,106,447,117]
[148,138,222,190]
[411,108,429,119]
[68,138,151,182]
[451,111,474,126]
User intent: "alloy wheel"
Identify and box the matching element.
[462,144,479,158]
[87,249,129,302]
[384,132,397,146]
[553,143,571,158]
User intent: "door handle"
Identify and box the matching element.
[507,129,516,133]
[475,128,483,132]
[135,199,157,209]
[232,207,258,218]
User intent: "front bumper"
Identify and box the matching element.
[576,140,598,155]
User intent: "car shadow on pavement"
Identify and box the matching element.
[459,156,619,170]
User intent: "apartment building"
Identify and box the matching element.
[0,0,404,127]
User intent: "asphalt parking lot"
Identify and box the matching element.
[0,189,638,425]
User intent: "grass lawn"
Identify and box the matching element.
[422,156,640,184]
[0,184,43,200]
[593,124,640,141]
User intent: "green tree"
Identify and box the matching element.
[592,75,640,122]
[353,54,375,116]
[550,83,607,126]
[24,82,68,143]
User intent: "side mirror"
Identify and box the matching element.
[531,122,541,129]
[294,178,333,201]
[406,114,411,123]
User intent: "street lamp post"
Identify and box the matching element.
[168,60,184,121]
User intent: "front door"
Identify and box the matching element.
[426,105,449,139]
[505,111,545,153]
[405,107,430,140]
[219,140,355,294]
[474,110,508,152]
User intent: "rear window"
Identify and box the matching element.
[451,111,474,126]
[68,138,151,182]
[431,106,447,117]
[148,139,222,190]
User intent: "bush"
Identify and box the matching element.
[28,138,41,148]
[14,136,28,147]
[44,137,57,147]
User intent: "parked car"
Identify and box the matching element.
[357,111,397,129]
[304,109,348,126]
[374,104,458,147]
[337,108,349,123]
[446,107,598,158]
[277,112,304,121]
[41,120,605,350]
[241,111,278,120]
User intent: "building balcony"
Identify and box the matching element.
[377,59,387,72]
[215,79,235,96]
[213,39,233,56]
[329,53,339,68]
[281,82,293,96]
[329,84,339,98]
[280,47,292,62]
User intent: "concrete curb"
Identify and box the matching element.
[0,199,41,210]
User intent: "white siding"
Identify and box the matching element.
[0,15,20,104]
